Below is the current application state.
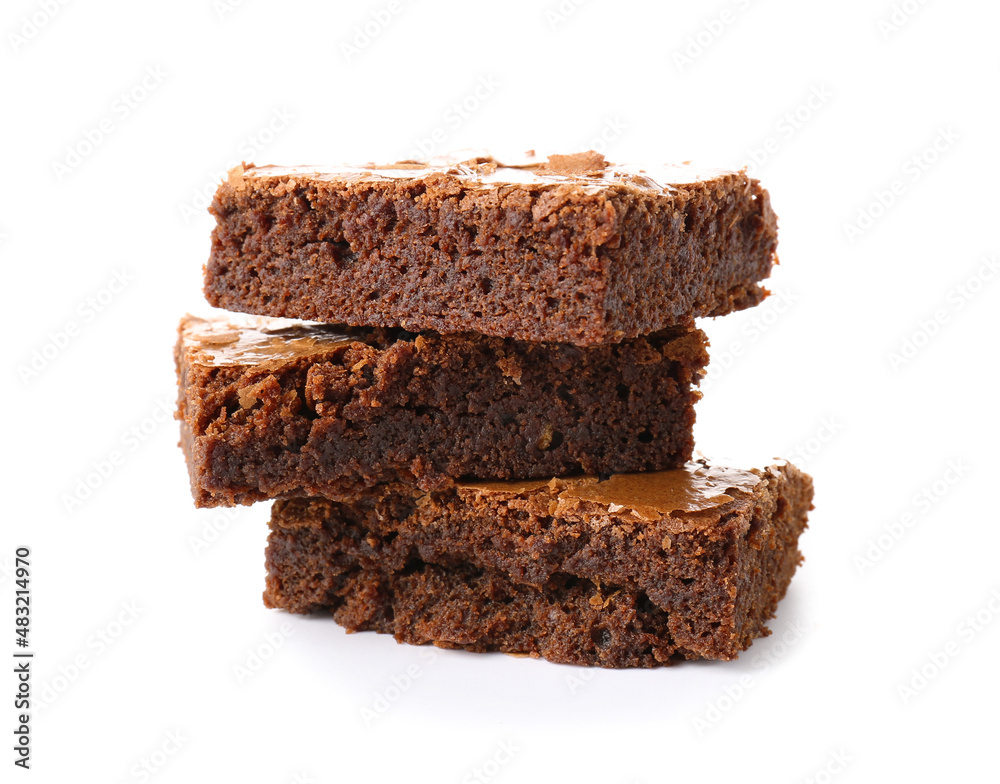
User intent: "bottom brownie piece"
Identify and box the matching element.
[306,564,697,667]
[264,460,814,667]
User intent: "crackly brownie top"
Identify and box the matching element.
[179,315,364,367]
[459,461,768,520]
[228,150,739,197]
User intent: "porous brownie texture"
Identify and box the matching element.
[175,315,707,508]
[206,152,778,345]
[264,462,814,666]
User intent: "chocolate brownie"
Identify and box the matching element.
[206,151,777,345]
[175,314,708,508]
[264,460,814,666]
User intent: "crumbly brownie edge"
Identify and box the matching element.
[730,463,814,645]
[602,176,777,336]
[263,463,813,662]
[176,322,706,507]
[205,171,775,345]
[324,564,698,668]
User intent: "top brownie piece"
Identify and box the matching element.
[206,151,778,345]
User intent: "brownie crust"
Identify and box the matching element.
[175,315,708,507]
[264,462,814,666]
[205,152,777,345]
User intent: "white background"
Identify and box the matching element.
[4,0,999,781]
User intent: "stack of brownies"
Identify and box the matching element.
[175,151,814,667]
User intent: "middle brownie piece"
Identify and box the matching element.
[175,315,708,507]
